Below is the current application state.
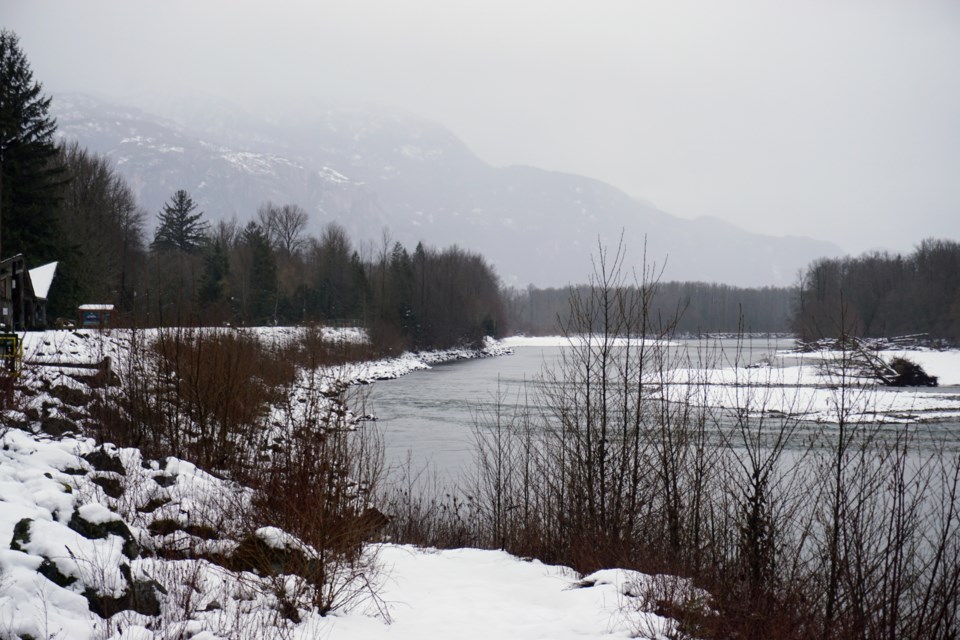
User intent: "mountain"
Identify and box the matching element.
[51,93,842,287]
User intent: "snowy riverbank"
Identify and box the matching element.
[505,335,960,424]
[0,428,677,639]
[2,327,684,639]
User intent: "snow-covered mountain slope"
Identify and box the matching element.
[52,93,842,287]
[52,94,386,241]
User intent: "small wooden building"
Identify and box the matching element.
[28,261,57,327]
[0,255,57,331]
[79,304,114,329]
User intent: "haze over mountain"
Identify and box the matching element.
[52,93,842,288]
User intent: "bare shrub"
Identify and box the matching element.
[86,323,389,624]
[90,324,375,472]
[237,365,387,618]
[378,457,480,550]
[382,245,960,639]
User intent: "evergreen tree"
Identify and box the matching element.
[240,221,277,324]
[0,29,64,263]
[389,242,417,340]
[151,189,209,253]
[199,238,230,308]
[50,143,146,317]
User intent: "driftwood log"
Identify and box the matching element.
[797,337,939,387]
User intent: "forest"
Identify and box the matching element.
[792,240,960,343]
[506,281,796,335]
[513,243,960,344]
[11,144,506,351]
[0,27,505,352]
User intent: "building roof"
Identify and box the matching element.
[27,262,57,300]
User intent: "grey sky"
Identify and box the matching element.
[5,0,960,255]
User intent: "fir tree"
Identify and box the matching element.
[0,29,64,263]
[241,221,277,324]
[199,238,230,307]
[151,189,209,253]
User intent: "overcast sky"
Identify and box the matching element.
[5,0,960,254]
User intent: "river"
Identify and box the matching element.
[364,339,782,478]
[361,339,960,484]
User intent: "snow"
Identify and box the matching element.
[77,502,122,525]
[219,150,298,176]
[333,342,509,384]
[872,349,960,387]
[7,326,958,637]
[503,337,960,423]
[322,545,666,640]
[398,144,442,161]
[0,426,675,640]
[4,327,685,639]
[658,346,960,423]
[28,261,57,300]
[504,335,679,348]
[0,432,129,638]
[318,166,351,184]
[255,527,301,551]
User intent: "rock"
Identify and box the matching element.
[10,517,32,551]
[49,384,91,407]
[137,497,172,513]
[61,466,87,476]
[84,577,166,618]
[39,416,78,437]
[231,532,310,577]
[152,474,177,488]
[38,557,77,588]
[82,448,126,474]
[148,519,221,541]
[67,509,139,560]
[91,475,124,499]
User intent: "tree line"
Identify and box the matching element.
[52,162,506,350]
[792,239,960,342]
[506,281,795,335]
[141,193,505,351]
[0,29,504,350]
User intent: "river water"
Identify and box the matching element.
[364,339,787,479]
[362,340,960,483]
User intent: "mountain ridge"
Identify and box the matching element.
[50,92,842,287]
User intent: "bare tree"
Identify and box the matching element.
[258,201,309,256]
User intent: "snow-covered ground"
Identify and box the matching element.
[19,327,507,385]
[325,547,682,640]
[659,346,960,423]
[505,336,960,424]
[6,327,958,638]
[785,347,960,387]
[2,327,682,639]
[0,428,682,639]
[503,335,679,348]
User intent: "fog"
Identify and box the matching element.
[5,0,960,254]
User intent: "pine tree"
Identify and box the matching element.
[199,238,230,307]
[151,189,209,253]
[0,29,64,263]
[240,221,277,324]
